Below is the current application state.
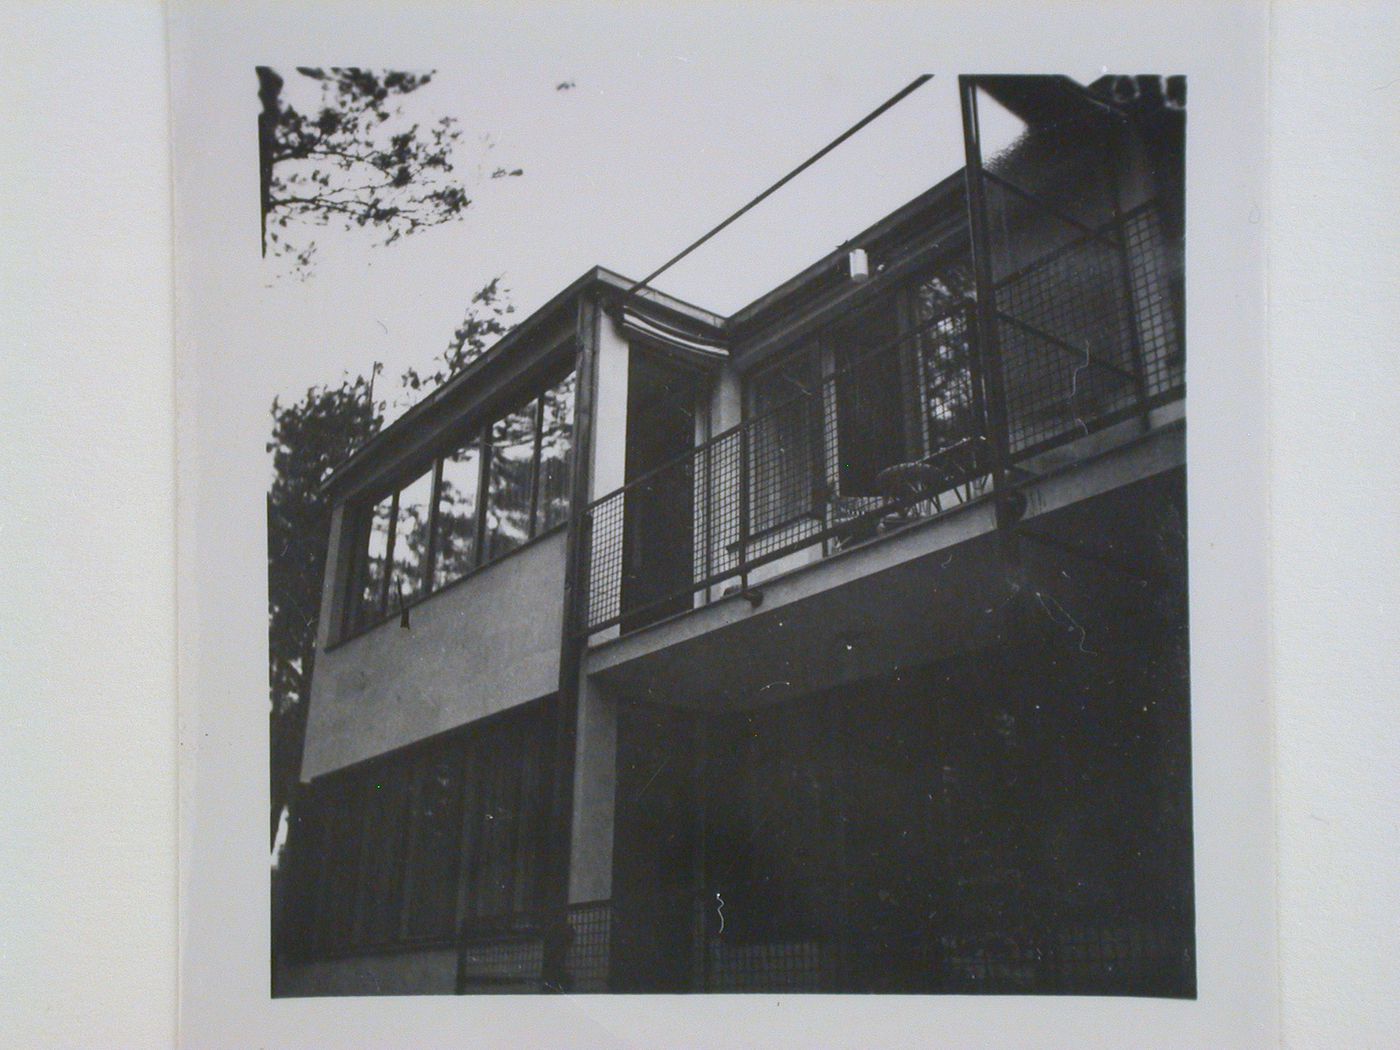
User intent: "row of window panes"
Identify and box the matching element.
[348,367,576,633]
[289,701,550,956]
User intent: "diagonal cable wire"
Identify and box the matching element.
[625,74,935,299]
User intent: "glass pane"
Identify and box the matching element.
[832,302,905,496]
[387,468,434,612]
[475,723,520,918]
[356,770,410,945]
[434,437,481,589]
[914,261,973,318]
[402,746,464,940]
[484,399,537,560]
[534,369,575,535]
[355,493,394,629]
[749,349,823,532]
[458,705,547,921]
[913,264,980,458]
[317,782,363,952]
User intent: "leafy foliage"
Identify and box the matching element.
[269,279,520,844]
[400,275,515,396]
[257,66,521,274]
[268,370,383,844]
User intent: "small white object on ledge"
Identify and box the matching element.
[848,247,870,282]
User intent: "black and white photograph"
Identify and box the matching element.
[168,3,1282,1045]
[261,64,1191,997]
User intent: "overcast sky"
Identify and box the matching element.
[248,6,1082,419]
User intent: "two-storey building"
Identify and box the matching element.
[275,74,1192,998]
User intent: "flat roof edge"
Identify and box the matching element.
[320,266,725,496]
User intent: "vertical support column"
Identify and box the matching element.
[541,292,602,992]
[566,677,617,904]
[711,367,743,433]
[959,76,1019,540]
[826,690,852,990]
[691,709,710,991]
[737,420,751,592]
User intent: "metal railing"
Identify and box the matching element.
[578,200,1182,638]
[453,899,611,993]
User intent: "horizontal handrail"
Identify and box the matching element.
[580,298,976,514]
[578,198,1183,638]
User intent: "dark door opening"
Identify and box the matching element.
[830,298,909,497]
[620,350,703,633]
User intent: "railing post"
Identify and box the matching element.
[959,76,1019,536]
[692,710,709,991]
[1103,116,1154,429]
[737,420,751,592]
[702,443,714,605]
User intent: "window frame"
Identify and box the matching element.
[737,262,978,538]
[337,359,578,643]
[295,698,554,958]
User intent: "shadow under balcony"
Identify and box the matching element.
[583,408,1184,709]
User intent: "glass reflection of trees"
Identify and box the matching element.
[433,441,481,590]
[739,262,978,530]
[347,364,575,633]
[912,263,980,462]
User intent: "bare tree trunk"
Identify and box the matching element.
[256,67,283,258]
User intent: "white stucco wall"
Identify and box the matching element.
[302,532,566,779]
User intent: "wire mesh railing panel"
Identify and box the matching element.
[743,393,829,561]
[692,892,829,992]
[993,222,1140,456]
[581,491,625,630]
[579,305,987,637]
[456,936,544,990]
[563,900,611,991]
[927,917,1192,995]
[578,200,1182,637]
[703,940,827,992]
[1051,922,1190,994]
[1122,205,1184,398]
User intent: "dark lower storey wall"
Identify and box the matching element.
[274,948,458,997]
[610,612,1194,996]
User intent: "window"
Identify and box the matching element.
[355,772,412,944]
[432,438,481,590]
[352,492,395,632]
[295,701,552,955]
[314,779,364,953]
[534,369,576,535]
[831,299,906,497]
[343,361,576,635]
[911,263,979,459]
[485,399,538,560]
[401,748,465,940]
[386,468,433,614]
[746,348,824,533]
[738,278,975,534]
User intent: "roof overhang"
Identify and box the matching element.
[617,305,729,371]
[320,267,724,500]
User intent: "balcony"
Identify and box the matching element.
[578,195,1183,641]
